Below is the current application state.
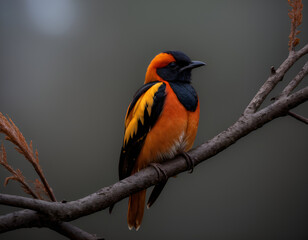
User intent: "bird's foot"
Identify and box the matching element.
[180,152,194,173]
[149,163,168,181]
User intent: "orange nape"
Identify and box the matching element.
[145,53,176,84]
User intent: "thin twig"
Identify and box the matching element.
[280,61,308,97]
[288,111,308,124]
[49,222,103,240]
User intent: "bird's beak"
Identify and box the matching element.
[179,60,206,72]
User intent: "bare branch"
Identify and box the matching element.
[244,44,308,115]
[48,222,103,240]
[0,209,42,232]
[280,61,308,97]
[0,209,101,240]
[288,111,308,124]
[296,42,308,57]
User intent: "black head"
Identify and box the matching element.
[156,51,205,83]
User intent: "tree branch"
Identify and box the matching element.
[244,43,308,114]
[280,61,308,97]
[0,209,101,240]
[48,222,103,240]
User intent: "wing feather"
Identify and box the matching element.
[119,82,166,180]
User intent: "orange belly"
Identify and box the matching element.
[135,83,199,171]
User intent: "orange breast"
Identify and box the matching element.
[135,82,199,170]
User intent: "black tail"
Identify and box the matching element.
[147,180,168,208]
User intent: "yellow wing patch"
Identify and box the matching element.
[124,82,163,146]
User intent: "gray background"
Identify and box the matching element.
[0,0,307,239]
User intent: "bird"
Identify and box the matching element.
[117,50,205,230]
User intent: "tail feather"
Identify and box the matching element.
[147,180,167,209]
[127,190,146,230]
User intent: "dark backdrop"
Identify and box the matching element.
[0,1,307,239]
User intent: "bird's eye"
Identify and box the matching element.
[169,62,177,69]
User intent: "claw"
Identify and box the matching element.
[147,163,169,208]
[180,152,194,173]
[149,163,168,181]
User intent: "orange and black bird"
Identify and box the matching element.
[117,51,205,230]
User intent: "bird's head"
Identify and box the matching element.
[145,51,205,84]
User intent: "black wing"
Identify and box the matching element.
[118,81,166,180]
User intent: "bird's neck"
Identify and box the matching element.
[145,66,163,84]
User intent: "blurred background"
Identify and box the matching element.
[0,0,307,239]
